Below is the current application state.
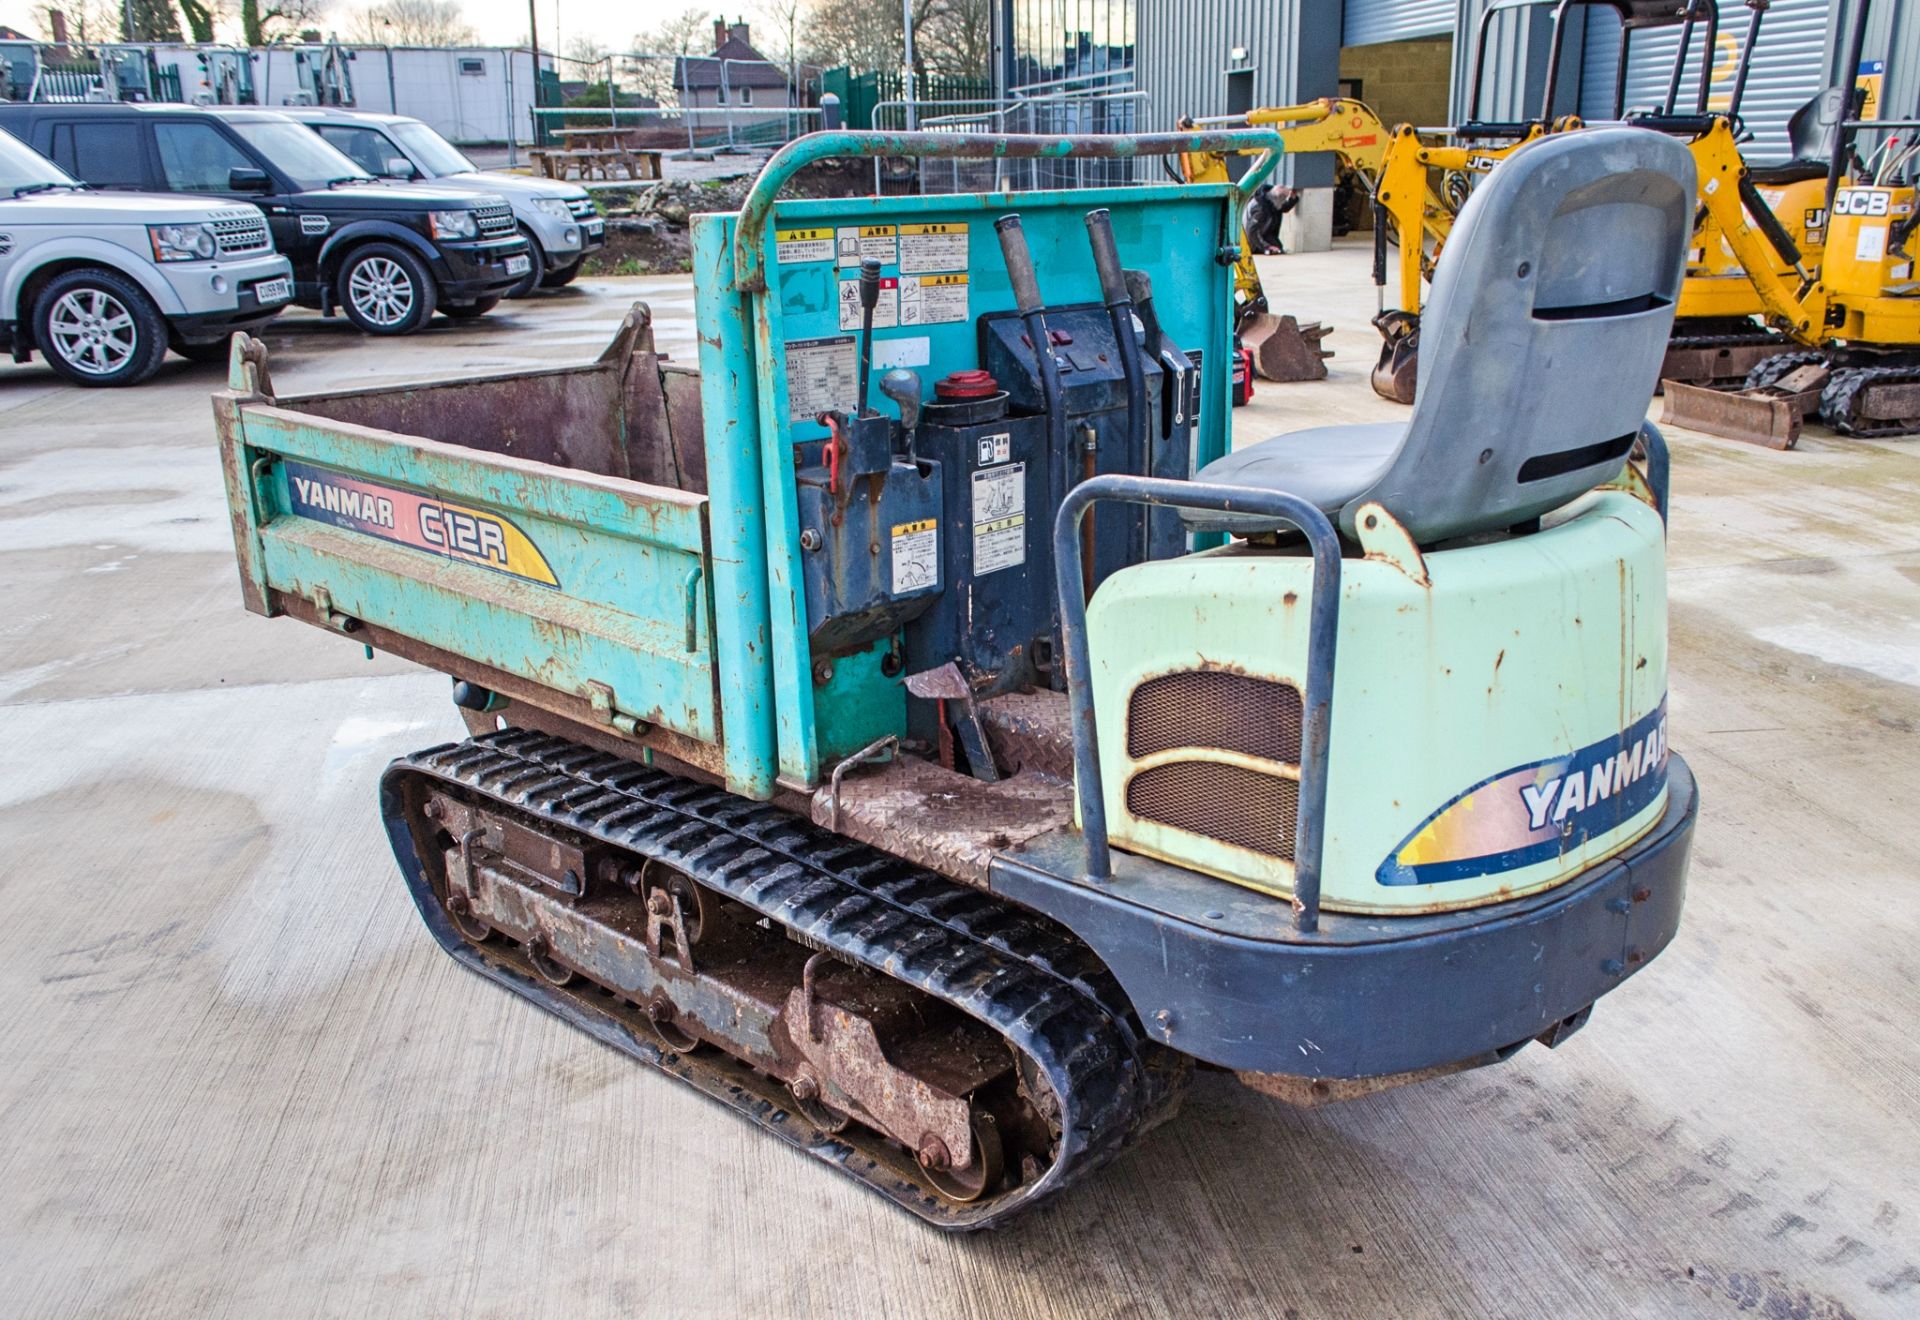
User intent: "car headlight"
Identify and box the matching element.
[532,198,572,220]
[429,209,478,240]
[149,223,219,262]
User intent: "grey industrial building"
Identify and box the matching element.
[993,0,1920,247]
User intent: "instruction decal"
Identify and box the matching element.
[1377,700,1669,887]
[283,460,559,588]
[786,335,858,421]
[837,224,898,267]
[900,273,968,325]
[775,227,835,263]
[839,274,900,330]
[890,519,938,594]
[899,221,968,273]
[970,461,1025,576]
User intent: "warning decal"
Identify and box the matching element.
[838,274,900,330]
[899,222,968,273]
[900,273,968,326]
[891,519,938,594]
[971,462,1025,576]
[775,228,834,263]
[837,225,898,267]
[786,335,858,422]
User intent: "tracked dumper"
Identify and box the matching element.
[215,130,1697,1229]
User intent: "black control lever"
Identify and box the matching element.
[995,214,1074,614]
[1084,209,1150,537]
[1126,269,1185,439]
[857,256,881,415]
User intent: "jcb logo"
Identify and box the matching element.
[1833,189,1892,217]
[1805,208,1828,231]
[1466,154,1500,172]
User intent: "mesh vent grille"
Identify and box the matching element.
[1127,670,1303,763]
[1125,762,1299,860]
[210,212,271,256]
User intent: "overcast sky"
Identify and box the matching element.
[453,0,704,53]
[0,0,728,56]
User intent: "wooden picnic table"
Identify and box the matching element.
[530,128,663,182]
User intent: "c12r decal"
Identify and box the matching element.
[1377,699,1669,887]
[282,460,559,587]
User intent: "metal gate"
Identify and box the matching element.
[1343,0,1456,47]
[1579,0,1831,159]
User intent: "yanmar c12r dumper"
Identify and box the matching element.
[214,128,1698,1228]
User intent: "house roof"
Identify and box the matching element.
[674,36,790,90]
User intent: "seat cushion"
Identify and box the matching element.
[1182,422,1406,535]
[1745,160,1828,186]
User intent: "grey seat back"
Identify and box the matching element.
[1347,128,1694,543]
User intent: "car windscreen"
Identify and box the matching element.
[390,121,477,177]
[228,119,370,190]
[0,128,81,193]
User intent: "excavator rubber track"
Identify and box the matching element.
[1818,364,1920,437]
[379,728,1185,1230]
[1659,323,1799,389]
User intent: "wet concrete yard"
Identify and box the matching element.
[1,251,1916,1317]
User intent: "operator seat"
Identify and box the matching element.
[1185,128,1694,546]
[1747,87,1846,186]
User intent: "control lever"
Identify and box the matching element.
[879,368,922,461]
[1126,269,1186,437]
[1084,209,1150,548]
[857,257,881,415]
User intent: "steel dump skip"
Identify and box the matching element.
[216,311,729,773]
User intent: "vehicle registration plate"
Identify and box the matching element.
[506,255,532,276]
[584,218,605,237]
[253,277,292,304]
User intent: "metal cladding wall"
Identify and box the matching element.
[1838,0,1920,147]
[1344,0,1456,48]
[1451,0,1580,123]
[1133,0,1341,184]
[1578,0,1832,160]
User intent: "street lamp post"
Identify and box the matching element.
[902,0,916,129]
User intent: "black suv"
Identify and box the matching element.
[0,104,532,335]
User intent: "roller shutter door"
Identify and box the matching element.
[1579,0,1831,160]
[1343,0,1454,47]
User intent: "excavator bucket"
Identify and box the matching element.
[1240,312,1333,382]
[1370,310,1419,404]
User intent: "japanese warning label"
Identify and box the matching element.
[891,519,938,594]
[786,335,857,422]
[971,462,1026,576]
[837,225,898,267]
[775,227,834,263]
[900,273,968,325]
[899,222,968,273]
[838,274,899,330]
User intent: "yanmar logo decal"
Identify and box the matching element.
[1378,700,1669,887]
[283,460,559,587]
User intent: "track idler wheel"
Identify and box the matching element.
[1371,310,1419,404]
[920,1114,1005,1204]
[444,892,493,943]
[525,936,576,987]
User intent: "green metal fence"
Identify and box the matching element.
[819,67,994,129]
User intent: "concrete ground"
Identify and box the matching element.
[1,245,1916,1319]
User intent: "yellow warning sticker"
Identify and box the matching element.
[775,228,835,263]
[901,272,968,325]
[890,519,938,594]
[899,222,969,273]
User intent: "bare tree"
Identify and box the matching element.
[344,0,477,45]
[241,0,323,45]
[179,0,221,41]
[622,8,710,108]
[802,0,990,81]
[31,0,124,44]
[563,34,610,67]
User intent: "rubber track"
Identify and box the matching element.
[1819,364,1920,437]
[379,728,1184,1230]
